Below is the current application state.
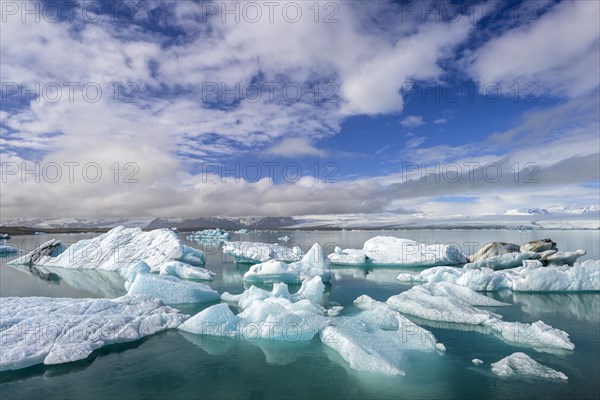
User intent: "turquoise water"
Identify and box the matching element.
[1,230,599,399]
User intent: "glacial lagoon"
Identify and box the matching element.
[1,229,599,400]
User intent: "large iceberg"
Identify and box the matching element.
[0,295,187,371]
[243,243,331,284]
[385,282,574,351]
[187,229,230,241]
[397,260,600,292]
[490,352,568,380]
[222,241,304,263]
[8,227,214,280]
[127,273,220,304]
[328,236,467,266]
[321,297,439,376]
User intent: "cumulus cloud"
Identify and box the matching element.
[400,116,425,128]
[0,1,598,219]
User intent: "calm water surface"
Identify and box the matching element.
[1,230,599,399]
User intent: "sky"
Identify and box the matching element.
[0,0,599,219]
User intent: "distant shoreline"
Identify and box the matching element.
[1,226,598,236]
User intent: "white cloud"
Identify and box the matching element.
[400,115,425,128]
[434,118,448,124]
[470,1,600,98]
[268,138,327,158]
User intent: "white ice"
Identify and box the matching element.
[158,261,216,280]
[243,243,331,284]
[463,252,538,270]
[490,352,568,380]
[187,229,230,241]
[8,227,214,280]
[321,296,438,376]
[222,241,304,263]
[181,277,329,341]
[472,358,484,365]
[278,236,291,242]
[327,236,467,266]
[386,282,574,351]
[0,295,187,371]
[397,260,600,292]
[127,274,220,304]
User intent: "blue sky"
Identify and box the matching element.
[1,0,599,218]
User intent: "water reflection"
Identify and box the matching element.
[513,293,600,322]
[7,264,126,298]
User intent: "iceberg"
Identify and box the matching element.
[181,276,330,341]
[187,229,230,241]
[472,358,484,365]
[0,295,187,371]
[235,229,250,234]
[222,241,304,263]
[320,296,438,376]
[328,247,368,265]
[7,227,214,280]
[243,243,330,284]
[464,252,538,270]
[327,236,467,266]
[278,236,291,242]
[158,261,215,280]
[466,240,586,269]
[7,239,65,265]
[385,282,574,351]
[127,274,220,304]
[396,260,600,292]
[490,352,568,380]
[0,244,18,254]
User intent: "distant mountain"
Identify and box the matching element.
[504,208,550,216]
[145,216,297,230]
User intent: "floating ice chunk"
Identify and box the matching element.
[464,252,538,270]
[278,236,291,242]
[0,244,18,253]
[235,229,250,234]
[520,239,557,253]
[127,274,220,304]
[121,260,152,284]
[181,277,328,342]
[0,295,187,371]
[180,245,207,266]
[178,303,239,335]
[387,282,509,325]
[158,261,216,281]
[328,247,368,265]
[468,242,520,262]
[490,352,567,380]
[8,227,214,280]
[386,282,574,351]
[321,297,438,376]
[436,343,446,352]
[187,229,230,241]
[223,241,304,263]
[10,227,205,272]
[8,239,65,265]
[472,358,484,365]
[485,319,574,351]
[328,236,466,266]
[397,260,600,292]
[244,243,330,284]
[543,250,586,266]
